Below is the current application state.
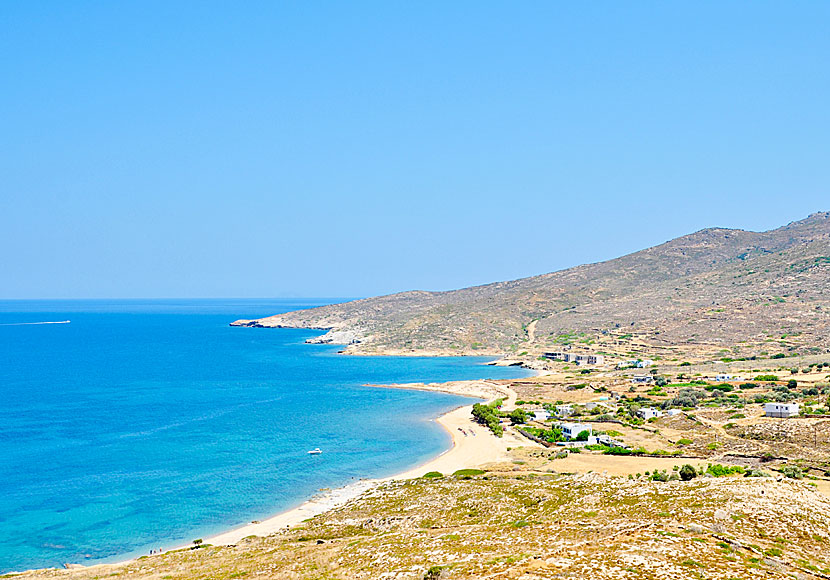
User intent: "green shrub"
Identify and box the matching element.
[508,408,529,425]
[744,468,769,478]
[755,375,780,382]
[706,463,745,477]
[422,471,444,479]
[780,466,803,479]
[679,464,698,481]
[453,469,486,477]
[603,446,636,456]
[705,383,733,393]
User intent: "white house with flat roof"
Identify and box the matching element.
[555,404,573,417]
[544,352,604,365]
[764,403,800,418]
[560,422,592,440]
[637,407,663,420]
[531,409,550,421]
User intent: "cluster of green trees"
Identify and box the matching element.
[471,400,504,437]
[659,388,706,409]
[705,383,733,393]
[508,408,529,425]
[523,425,565,443]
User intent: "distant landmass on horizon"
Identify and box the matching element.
[234,211,830,363]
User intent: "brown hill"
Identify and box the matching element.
[232,212,830,360]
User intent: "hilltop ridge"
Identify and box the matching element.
[232,212,830,361]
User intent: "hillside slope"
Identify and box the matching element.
[232,212,830,360]
[21,475,830,580]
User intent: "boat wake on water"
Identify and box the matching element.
[0,320,71,326]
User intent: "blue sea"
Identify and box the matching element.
[0,299,531,572]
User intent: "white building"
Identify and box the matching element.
[560,422,593,440]
[764,403,800,418]
[631,375,653,384]
[666,409,682,417]
[531,409,550,421]
[573,354,605,366]
[715,374,733,382]
[637,359,655,368]
[544,352,605,366]
[637,407,663,420]
[555,404,573,417]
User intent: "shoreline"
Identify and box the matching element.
[91,378,534,571]
[192,378,536,548]
[8,359,536,575]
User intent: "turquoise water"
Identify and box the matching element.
[0,299,531,572]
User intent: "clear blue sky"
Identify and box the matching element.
[1,1,828,299]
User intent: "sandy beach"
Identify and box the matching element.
[203,379,536,548]
[50,377,533,573]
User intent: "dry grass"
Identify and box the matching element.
[15,473,830,580]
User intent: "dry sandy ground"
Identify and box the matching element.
[550,453,709,476]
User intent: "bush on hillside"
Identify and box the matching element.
[780,466,803,479]
[679,464,697,481]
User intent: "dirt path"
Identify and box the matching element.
[526,319,538,343]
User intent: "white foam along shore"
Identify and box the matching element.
[59,378,533,573]
[202,379,532,547]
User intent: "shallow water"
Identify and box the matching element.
[0,299,531,572]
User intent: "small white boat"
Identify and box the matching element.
[307,448,322,455]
